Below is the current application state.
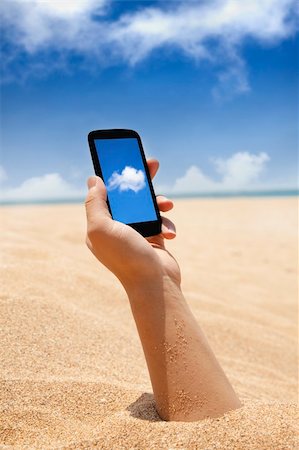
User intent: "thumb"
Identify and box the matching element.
[85,176,111,224]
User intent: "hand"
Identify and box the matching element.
[85,159,181,289]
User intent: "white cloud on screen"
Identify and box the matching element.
[1,0,297,94]
[107,166,146,193]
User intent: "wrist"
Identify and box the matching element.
[122,271,182,307]
[119,257,181,294]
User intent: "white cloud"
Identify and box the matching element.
[170,151,271,194]
[108,0,297,61]
[0,0,107,52]
[0,173,84,202]
[213,152,270,188]
[0,153,294,202]
[173,166,217,193]
[107,166,146,193]
[1,0,297,94]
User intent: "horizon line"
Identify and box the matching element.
[0,188,298,206]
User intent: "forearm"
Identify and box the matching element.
[124,275,241,421]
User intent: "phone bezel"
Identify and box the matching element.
[88,129,162,237]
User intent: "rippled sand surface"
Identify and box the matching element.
[1,198,298,449]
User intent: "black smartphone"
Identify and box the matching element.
[88,129,162,237]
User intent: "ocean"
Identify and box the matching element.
[0,189,298,206]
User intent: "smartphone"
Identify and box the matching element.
[88,129,162,237]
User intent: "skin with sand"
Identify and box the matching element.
[85,158,242,421]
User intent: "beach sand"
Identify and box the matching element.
[0,197,298,449]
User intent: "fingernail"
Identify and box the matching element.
[167,224,176,234]
[87,176,97,189]
[162,222,176,236]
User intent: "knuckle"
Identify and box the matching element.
[85,193,95,208]
[87,223,98,240]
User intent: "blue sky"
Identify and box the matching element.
[94,137,158,223]
[0,0,298,201]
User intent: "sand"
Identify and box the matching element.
[0,197,298,449]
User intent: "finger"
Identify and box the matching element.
[156,195,174,212]
[147,159,159,180]
[161,216,176,240]
[85,176,111,225]
[146,234,165,248]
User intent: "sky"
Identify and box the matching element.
[0,0,298,202]
[94,137,158,223]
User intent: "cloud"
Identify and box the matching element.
[107,166,146,193]
[213,152,270,188]
[0,152,294,203]
[0,172,84,202]
[170,151,270,194]
[0,0,107,52]
[1,0,298,94]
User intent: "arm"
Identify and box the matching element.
[85,160,241,421]
[123,276,241,421]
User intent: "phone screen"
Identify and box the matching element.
[94,137,158,224]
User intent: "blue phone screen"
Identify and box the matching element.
[94,138,158,224]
